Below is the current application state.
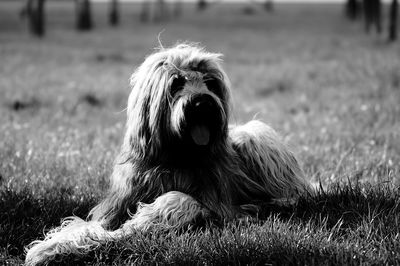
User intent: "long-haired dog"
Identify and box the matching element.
[25,43,310,265]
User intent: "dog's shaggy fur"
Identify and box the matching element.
[25,43,310,265]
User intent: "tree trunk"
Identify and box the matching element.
[264,0,274,12]
[173,0,182,18]
[140,0,168,23]
[109,0,119,26]
[389,0,398,41]
[198,0,207,11]
[140,0,150,22]
[346,0,359,20]
[155,0,168,22]
[27,0,45,37]
[363,0,382,34]
[75,0,93,31]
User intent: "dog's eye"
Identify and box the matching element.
[205,79,222,97]
[170,76,186,96]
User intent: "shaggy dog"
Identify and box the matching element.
[25,43,310,265]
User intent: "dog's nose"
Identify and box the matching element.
[193,94,214,109]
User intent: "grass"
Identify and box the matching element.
[1,1,400,265]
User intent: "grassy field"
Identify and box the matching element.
[1,1,400,265]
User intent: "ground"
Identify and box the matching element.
[1,1,400,265]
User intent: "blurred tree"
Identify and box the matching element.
[264,0,274,12]
[75,0,93,31]
[174,0,183,18]
[20,1,28,20]
[109,0,119,26]
[198,0,207,11]
[140,0,150,22]
[388,0,398,41]
[363,0,381,34]
[345,0,360,20]
[26,0,46,37]
[155,0,169,21]
[140,0,169,23]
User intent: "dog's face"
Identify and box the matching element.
[168,66,227,149]
[124,44,231,162]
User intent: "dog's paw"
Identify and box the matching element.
[25,240,58,266]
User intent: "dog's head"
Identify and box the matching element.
[123,43,231,163]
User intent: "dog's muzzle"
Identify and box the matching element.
[186,94,222,146]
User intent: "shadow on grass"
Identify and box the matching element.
[261,182,400,229]
[0,186,97,260]
[2,183,400,265]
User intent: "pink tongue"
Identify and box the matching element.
[190,124,210,146]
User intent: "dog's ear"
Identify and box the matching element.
[122,57,170,162]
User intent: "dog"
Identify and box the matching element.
[25,43,310,265]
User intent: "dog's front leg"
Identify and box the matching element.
[25,217,111,266]
[120,191,209,232]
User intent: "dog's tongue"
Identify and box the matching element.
[190,124,210,146]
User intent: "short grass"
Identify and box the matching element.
[1,1,400,265]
